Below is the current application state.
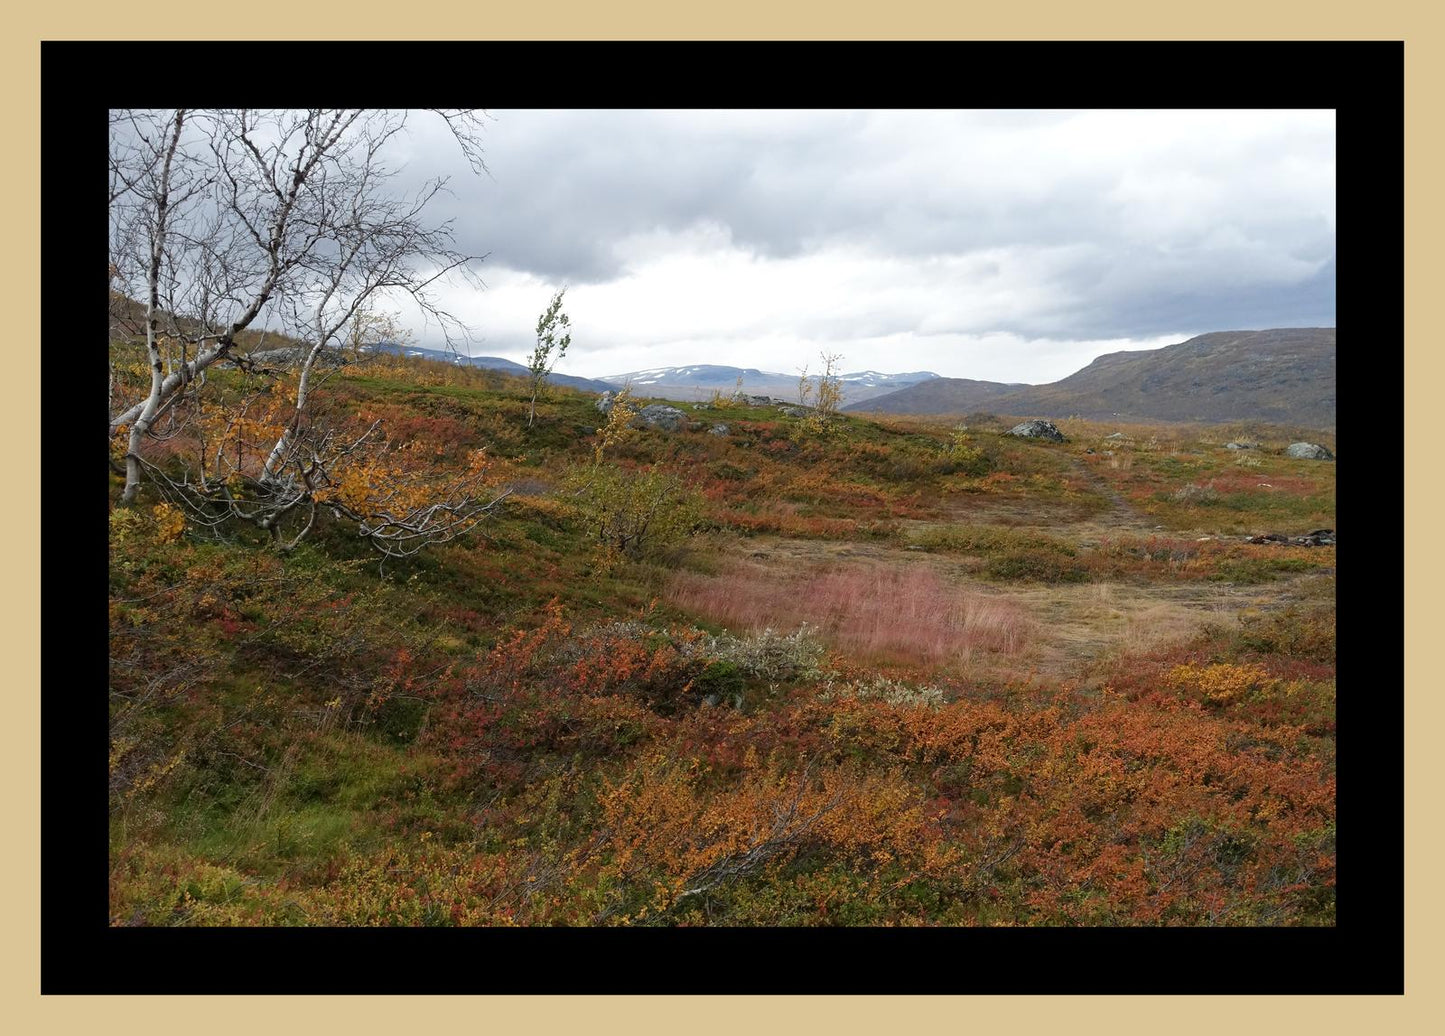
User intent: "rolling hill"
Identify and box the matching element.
[845,328,1337,429]
[366,343,615,394]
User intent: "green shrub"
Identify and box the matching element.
[912,524,1074,557]
[562,463,704,562]
[985,548,1089,583]
[694,659,745,701]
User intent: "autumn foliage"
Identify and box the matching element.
[108,349,1336,928]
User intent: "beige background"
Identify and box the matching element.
[5,4,1431,1031]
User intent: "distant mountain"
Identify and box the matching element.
[599,365,940,404]
[841,377,1028,415]
[366,343,615,394]
[846,329,1336,429]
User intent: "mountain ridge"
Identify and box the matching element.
[597,365,941,404]
[844,328,1336,429]
[364,342,616,394]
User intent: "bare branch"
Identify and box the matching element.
[110,109,499,555]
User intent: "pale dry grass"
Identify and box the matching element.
[1005,580,1244,674]
[671,536,1299,679]
[666,558,1032,665]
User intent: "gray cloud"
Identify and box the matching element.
[382,109,1334,378]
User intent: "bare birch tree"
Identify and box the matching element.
[109,109,507,552]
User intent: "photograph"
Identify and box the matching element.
[103,103,1344,939]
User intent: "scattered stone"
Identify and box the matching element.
[709,423,730,437]
[633,404,689,431]
[1104,432,1129,440]
[1006,419,1067,442]
[734,393,776,407]
[1225,441,1258,450]
[693,401,713,410]
[1245,529,1335,546]
[779,406,808,418]
[1285,442,1334,460]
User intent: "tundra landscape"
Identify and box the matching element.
[107,108,1337,929]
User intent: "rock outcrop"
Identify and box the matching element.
[1006,419,1067,442]
[1245,529,1336,546]
[1285,442,1334,460]
[633,404,689,432]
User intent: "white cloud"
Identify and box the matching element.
[392,108,1334,383]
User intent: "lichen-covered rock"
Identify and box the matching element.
[709,423,730,437]
[245,346,351,369]
[634,404,689,432]
[1007,419,1067,442]
[778,406,808,418]
[595,391,614,414]
[1225,441,1258,450]
[1285,442,1334,460]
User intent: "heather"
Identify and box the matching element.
[109,348,1336,927]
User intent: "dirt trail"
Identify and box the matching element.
[894,451,1160,546]
[1059,452,1156,532]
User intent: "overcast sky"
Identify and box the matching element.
[384,109,1335,384]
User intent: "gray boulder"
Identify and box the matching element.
[634,404,689,432]
[242,345,350,369]
[1285,442,1334,460]
[709,423,730,437]
[779,406,808,418]
[1225,441,1258,450]
[595,391,614,414]
[1007,419,1067,442]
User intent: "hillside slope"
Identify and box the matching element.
[367,343,616,394]
[848,328,1337,428]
